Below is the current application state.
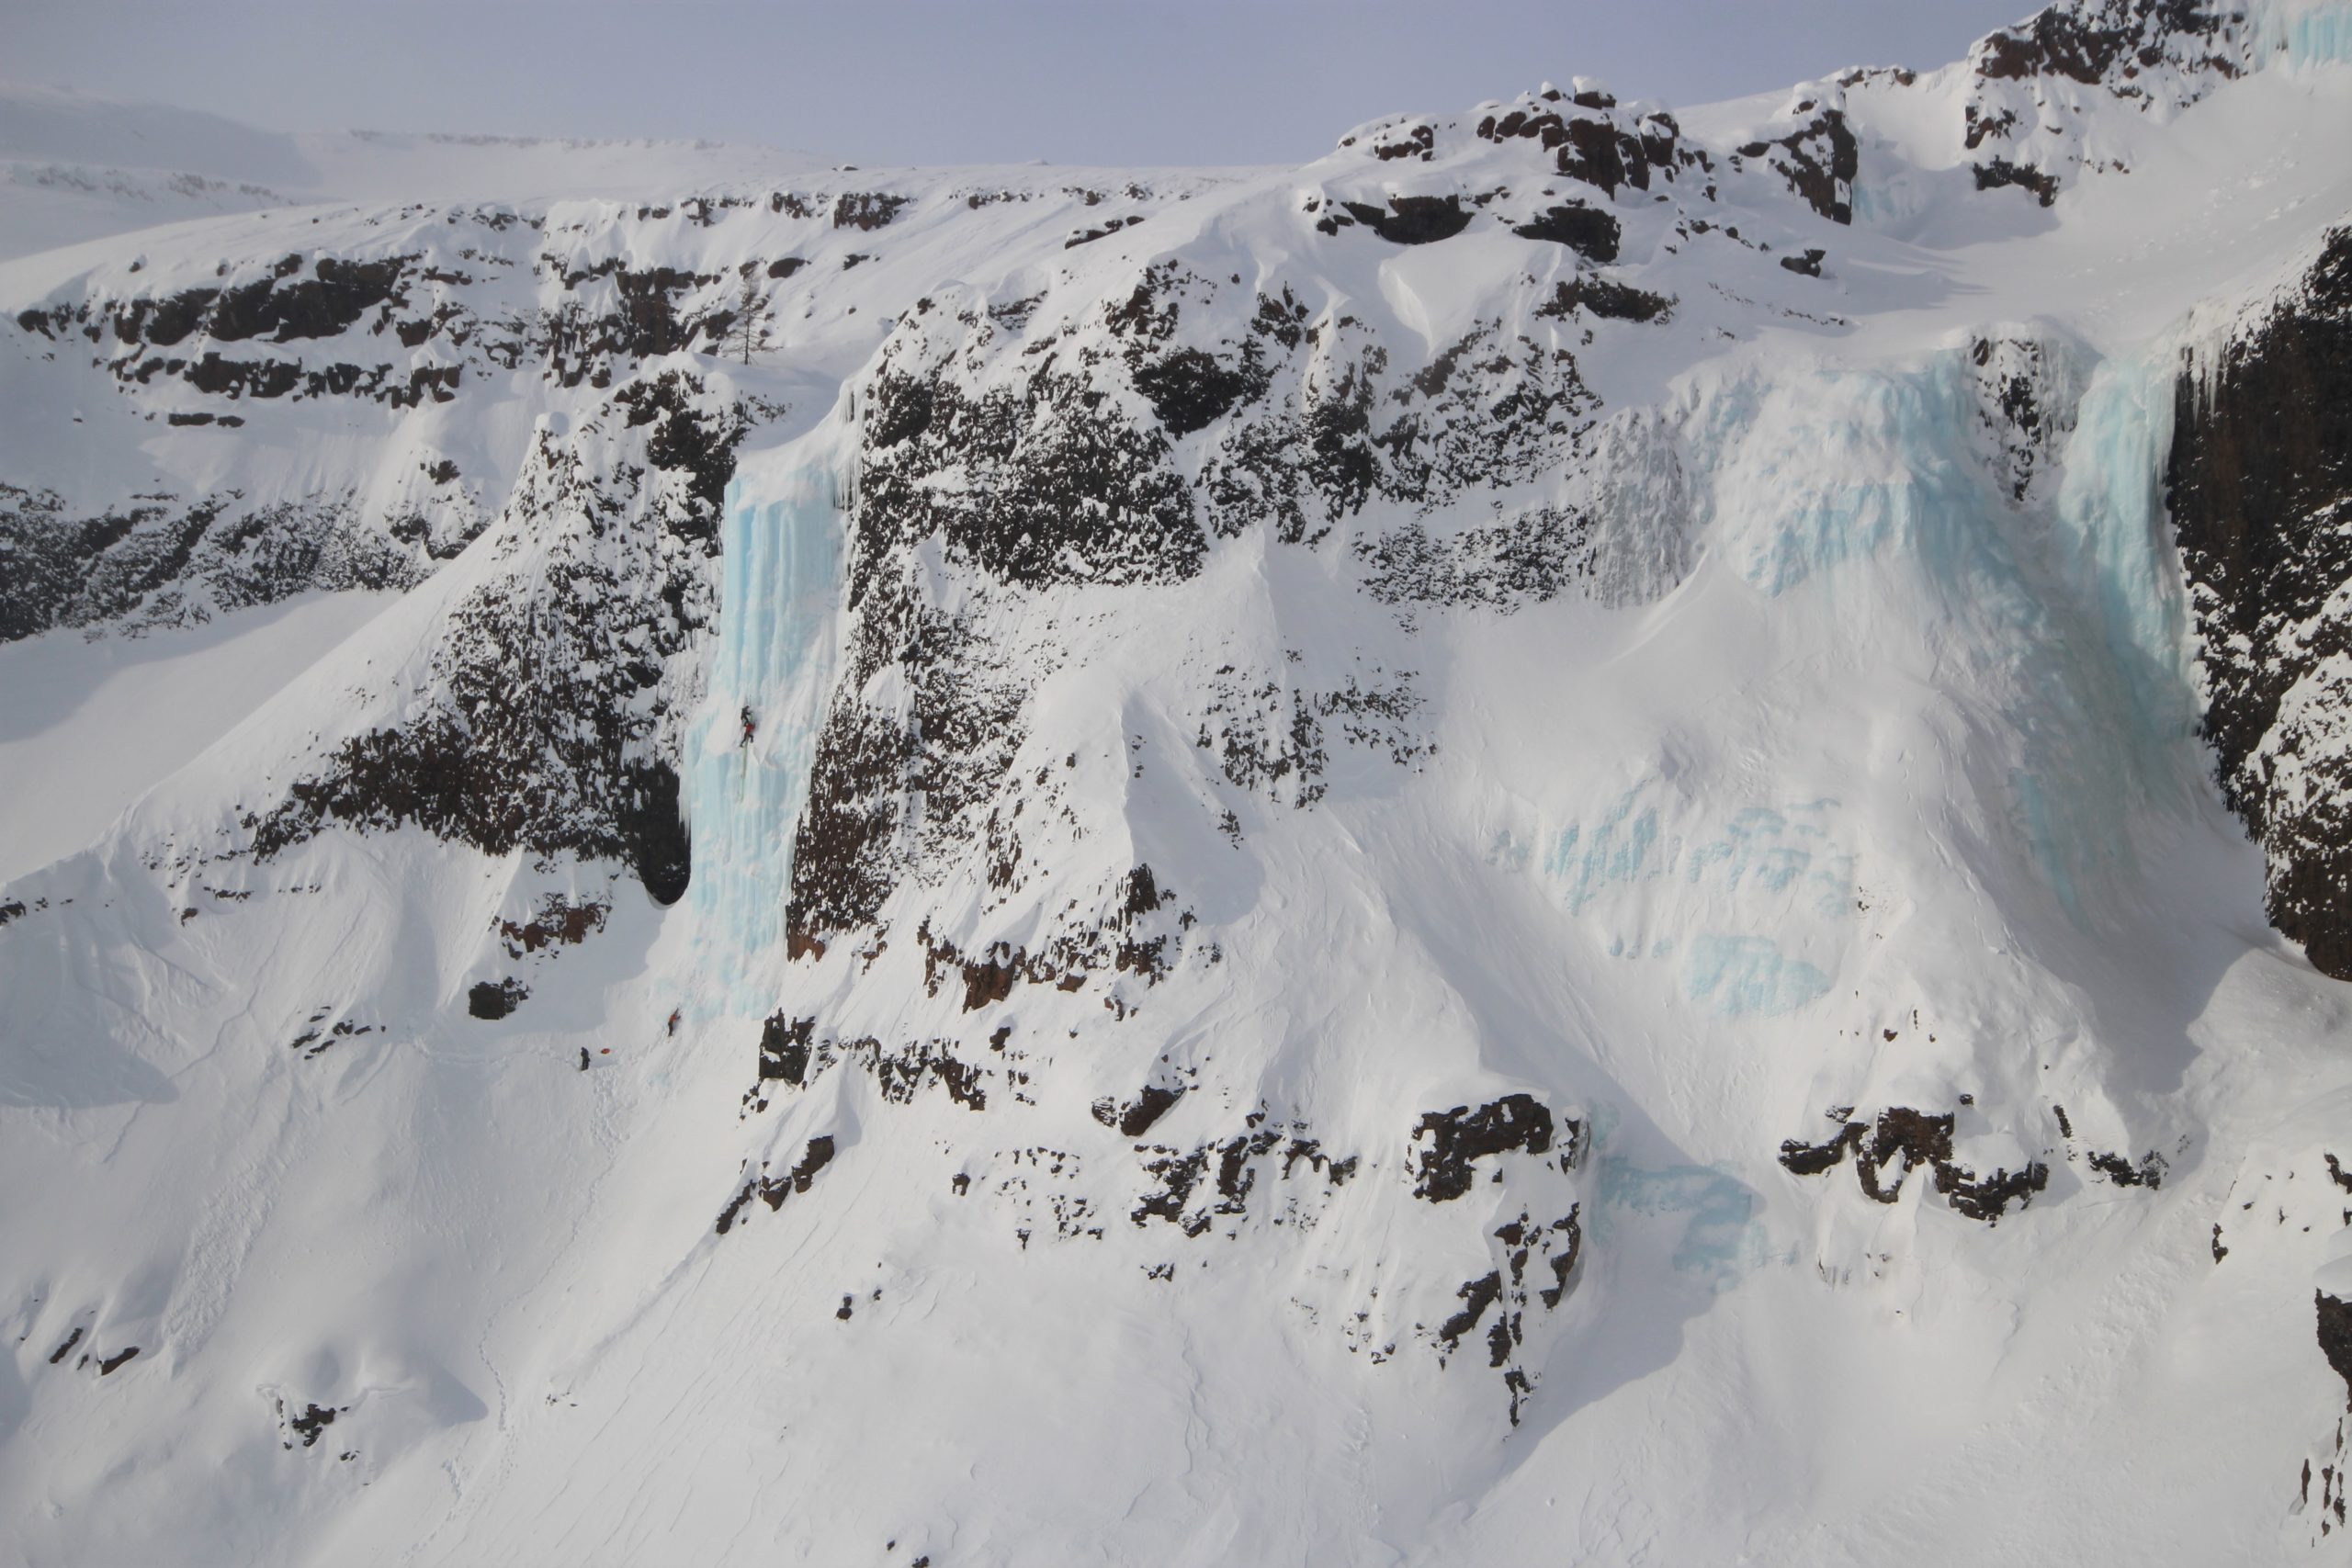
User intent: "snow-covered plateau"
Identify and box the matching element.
[7,1,2352,1561]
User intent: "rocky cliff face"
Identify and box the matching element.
[1963,0,2259,201]
[241,369,761,904]
[2170,225,2352,976]
[6,1,2352,1561]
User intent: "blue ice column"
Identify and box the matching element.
[2049,354,2195,749]
[1994,348,2202,914]
[685,466,846,1007]
[2258,2,2352,66]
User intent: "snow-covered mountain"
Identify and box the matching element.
[6,3,2352,1562]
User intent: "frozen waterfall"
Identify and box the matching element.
[684,463,848,1008]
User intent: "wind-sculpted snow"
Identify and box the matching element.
[9,2,2352,1561]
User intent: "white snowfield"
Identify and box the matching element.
[5,5,2352,1564]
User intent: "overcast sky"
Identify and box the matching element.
[14,0,2036,167]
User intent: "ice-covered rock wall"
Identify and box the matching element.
[9,3,2352,1557]
[2168,224,2352,976]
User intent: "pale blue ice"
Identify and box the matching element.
[2262,2,2352,65]
[1683,933,1832,1016]
[684,467,846,1006]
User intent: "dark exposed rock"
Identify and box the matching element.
[1965,331,2080,503]
[534,257,733,381]
[1092,1084,1186,1138]
[1973,0,2236,87]
[759,1013,814,1085]
[1130,1122,1357,1235]
[0,486,154,641]
[281,1401,345,1449]
[6,203,793,687]
[1122,863,1166,921]
[244,374,764,899]
[616,761,693,906]
[2,479,458,644]
[1436,1271,1504,1359]
[2086,1149,2167,1188]
[1411,1094,1563,1202]
[1065,216,1145,249]
[1962,0,2251,200]
[468,978,528,1020]
[1367,122,1436,162]
[101,256,414,351]
[2168,226,2352,978]
[184,352,304,400]
[1779,248,1826,277]
[932,1053,988,1110]
[230,256,406,341]
[1430,1206,1583,1424]
[759,1017,998,1114]
[863,1037,979,1107]
[1510,203,1621,261]
[1737,99,1857,224]
[786,700,918,946]
[1973,159,2063,206]
[1939,1160,2051,1223]
[1354,511,1598,611]
[616,369,741,538]
[715,1134,837,1235]
[832,193,910,231]
[1538,1210,1583,1309]
[1334,196,1473,246]
[1132,1145,1212,1235]
[1855,1106,1955,1200]
[1536,276,1675,323]
[1474,93,1686,199]
[852,336,1205,592]
[2322,1292,2352,1406]
[1777,1120,1865,1177]
[1194,667,1334,805]
[497,896,609,957]
[1133,346,1264,437]
[609,265,722,361]
[288,1013,377,1061]
[782,255,1603,963]
[1779,1104,2047,1222]
[786,277,1282,947]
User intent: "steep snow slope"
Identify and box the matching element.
[6,3,2352,1563]
[0,589,396,883]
